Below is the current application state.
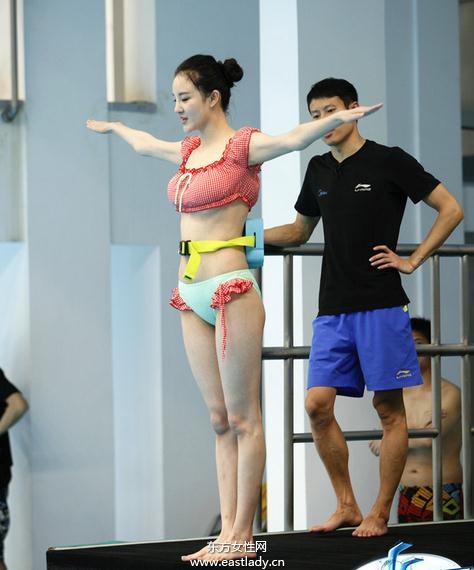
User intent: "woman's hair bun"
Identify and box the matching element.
[219,58,244,86]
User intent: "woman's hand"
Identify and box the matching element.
[335,103,383,124]
[369,245,415,274]
[86,119,117,133]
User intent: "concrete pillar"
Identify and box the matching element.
[24,1,115,567]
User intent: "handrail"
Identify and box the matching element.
[294,428,440,444]
[262,242,474,529]
[263,344,474,359]
[265,242,474,257]
[1,0,21,122]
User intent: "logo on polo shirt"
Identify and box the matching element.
[317,189,328,198]
[354,183,372,192]
[396,369,413,380]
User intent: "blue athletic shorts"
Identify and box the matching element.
[307,305,422,397]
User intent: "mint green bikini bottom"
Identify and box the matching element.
[169,269,261,357]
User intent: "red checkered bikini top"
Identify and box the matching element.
[167,126,261,213]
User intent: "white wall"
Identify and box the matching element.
[259,0,305,533]
[24,3,115,568]
[111,245,164,541]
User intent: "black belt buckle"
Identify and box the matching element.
[179,240,190,255]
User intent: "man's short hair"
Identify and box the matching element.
[410,317,431,342]
[306,78,358,110]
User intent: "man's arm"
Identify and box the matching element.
[406,380,461,449]
[438,380,462,437]
[0,392,29,435]
[264,213,320,247]
[369,183,464,273]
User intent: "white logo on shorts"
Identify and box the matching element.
[396,369,412,380]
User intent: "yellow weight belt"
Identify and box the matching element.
[179,235,256,281]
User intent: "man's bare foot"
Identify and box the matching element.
[352,514,388,537]
[310,507,363,533]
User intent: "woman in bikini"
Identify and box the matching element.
[87,54,381,562]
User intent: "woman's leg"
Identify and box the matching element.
[179,285,266,561]
[179,310,238,560]
[212,287,266,557]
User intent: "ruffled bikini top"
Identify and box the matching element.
[167,126,261,213]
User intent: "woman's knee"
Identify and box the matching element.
[227,411,262,438]
[210,409,230,436]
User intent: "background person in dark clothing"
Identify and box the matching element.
[0,369,28,570]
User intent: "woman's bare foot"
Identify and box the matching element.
[182,535,257,563]
[352,513,388,537]
[310,507,363,533]
[200,546,257,563]
[181,538,220,561]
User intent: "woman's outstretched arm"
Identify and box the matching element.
[248,103,382,165]
[86,120,182,164]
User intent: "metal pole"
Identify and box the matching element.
[430,255,443,521]
[460,255,472,518]
[283,254,294,531]
[461,353,472,518]
[262,344,474,359]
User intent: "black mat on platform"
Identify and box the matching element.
[47,520,474,570]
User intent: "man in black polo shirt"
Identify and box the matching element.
[0,369,28,570]
[264,78,463,538]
